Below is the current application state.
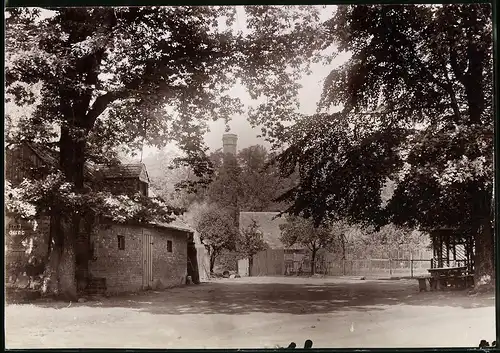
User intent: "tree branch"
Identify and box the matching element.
[84,90,128,130]
[440,60,462,122]
[449,46,466,86]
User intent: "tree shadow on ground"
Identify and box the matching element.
[13,278,495,316]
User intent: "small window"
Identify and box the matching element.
[167,240,173,253]
[117,235,125,250]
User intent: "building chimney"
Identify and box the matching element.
[222,133,238,156]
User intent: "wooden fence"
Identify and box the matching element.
[316,258,432,278]
[251,249,285,276]
[239,249,432,278]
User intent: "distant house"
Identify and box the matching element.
[238,211,308,276]
[5,142,199,294]
[94,163,150,196]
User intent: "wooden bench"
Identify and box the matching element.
[429,274,474,291]
[459,274,474,288]
[416,277,432,292]
[427,267,469,291]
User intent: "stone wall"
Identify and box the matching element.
[90,223,188,294]
[151,227,188,289]
[5,215,51,285]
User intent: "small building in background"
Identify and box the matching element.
[238,211,307,277]
[94,163,150,196]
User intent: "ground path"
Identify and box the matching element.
[5,276,495,348]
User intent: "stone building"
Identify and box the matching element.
[5,142,197,294]
[89,221,194,293]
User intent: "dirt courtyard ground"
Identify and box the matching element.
[5,276,495,349]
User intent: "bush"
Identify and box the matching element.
[215,250,239,272]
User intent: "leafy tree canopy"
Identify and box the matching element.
[237,145,294,212]
[279,215,339,275]
[271,4,493,283]
[5,5,325,220]
[195,204,237,273]
[201,144,298,212]
[274,4,493,233]
[279,215,337,253]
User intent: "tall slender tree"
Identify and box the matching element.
[237,219,268,276]
[196,205,237,274]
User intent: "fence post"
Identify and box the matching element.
[389,259,392,276]
[410,253,414,278]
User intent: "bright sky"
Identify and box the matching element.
[142,47,350,159]
[201,51,350,153]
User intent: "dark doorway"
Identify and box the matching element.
[187,233,200,284]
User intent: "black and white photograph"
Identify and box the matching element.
[4,4,496,349]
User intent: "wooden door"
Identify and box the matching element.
[142,231,153,289]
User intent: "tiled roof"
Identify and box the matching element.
[93,164,149,183]
[27,143,96,180]
[239,211,304,250]
[153,218,194,233]
[25,143,147,182]
[28,143,59,167]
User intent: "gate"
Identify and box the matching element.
[251,249,285,276]
[142,230,153,289]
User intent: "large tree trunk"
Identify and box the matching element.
[41,211,59,296]
[42,212,78,300]
[209,250,217,274]
[474,217,494,289]
[51,125,89,300]
[471,185,495,291]
[58,229,77,300]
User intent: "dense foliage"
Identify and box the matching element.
[203,145,295,212]
[195,205,238,273]
[273,4,493,283]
